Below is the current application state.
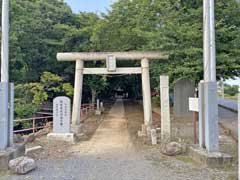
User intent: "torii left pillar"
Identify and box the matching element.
[141,58,152,130]
[72,60,84,133]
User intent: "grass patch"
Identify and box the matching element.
[0,170,9,178]
[176,155,195,164]
[227,173,238,180]
[210,165,236,171]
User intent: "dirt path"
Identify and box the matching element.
[78,98,134,155]
[1,99,236,180]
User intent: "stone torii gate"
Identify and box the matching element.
[57,52,168,133]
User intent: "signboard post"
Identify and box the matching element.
[189,97,199,144]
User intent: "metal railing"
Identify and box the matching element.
[81,103,96,121]
[14,103,98,134]
[14,116,53,134]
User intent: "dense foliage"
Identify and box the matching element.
[14,72,73,118]
[94,0,240,85]
[0,0,239,117]
[224,84,239,96]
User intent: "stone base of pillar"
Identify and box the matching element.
[71,124,85,134]
[0,143,25,171]
[137,124,150,136]
[189,145,232,166]
[141,124,148,135]
[160,136,171,144]
[150,129,157,145]
[95,110,101,115]
[47,133,76,144]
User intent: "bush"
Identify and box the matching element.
[225,85,239,96]
[14,103,39,119]
[152,96,160,107]
[14,72,74,119]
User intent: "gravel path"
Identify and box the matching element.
[1,99,235,180]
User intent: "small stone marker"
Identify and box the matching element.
[53,96,71,133]
[160,75,171,143]
[100,102,104,111]
[95,99,101,115]
[151,129,157,145]
[97,99,100,111]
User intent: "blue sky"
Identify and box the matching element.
[64,0,116,13]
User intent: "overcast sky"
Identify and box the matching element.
[226,78,240,86]
[64,0,116,13]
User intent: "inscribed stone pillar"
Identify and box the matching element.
[204,82,219,152]
[151,129,157,145]
[160,76,171,142]
[173,79,195,119]
[0,83,8,150]
[141,58,152,127]
[72,60,84,128]
[53,96,71,133]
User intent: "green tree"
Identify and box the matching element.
[224,84,239,96]
[93,0,240,88]
[14,72,73,118]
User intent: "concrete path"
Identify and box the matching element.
[218,98,238,112]
[1,99,231,180]
[217,98,238,140]
[219,106,238,140]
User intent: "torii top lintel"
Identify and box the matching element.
[57,51,168,61]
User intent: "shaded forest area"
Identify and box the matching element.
[0,0,239,118]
